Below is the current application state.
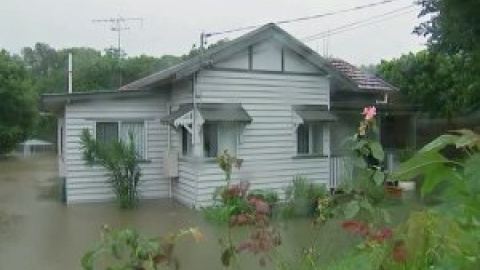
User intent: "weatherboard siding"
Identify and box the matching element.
[194,69,331,207]
[63,94,170,203]
[168,79,198,206]
[213,40,322,74]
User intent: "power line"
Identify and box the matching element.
[205,0,404,37]
[302,5,415,42]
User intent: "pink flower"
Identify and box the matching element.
[362,106,377,120]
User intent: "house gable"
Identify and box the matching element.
[213,38,323,74]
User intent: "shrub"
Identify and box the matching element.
[283,176,328,218]
[81,225,203,270]
[80,129,141,209]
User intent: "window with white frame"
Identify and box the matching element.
[204,122,238,158]
[95,121,146,158]
[297,122,323,155]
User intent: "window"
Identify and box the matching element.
[297,122,323,155]
[204,122,238,157]
[95,121,146,158]
[181,127,192,156]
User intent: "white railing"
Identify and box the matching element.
[330,151,398,189]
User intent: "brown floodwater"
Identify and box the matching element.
[0,155,351,270]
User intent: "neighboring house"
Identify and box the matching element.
[42,23,416,208]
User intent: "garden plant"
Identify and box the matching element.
[80,129,142,209]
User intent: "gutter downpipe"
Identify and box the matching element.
[192,32,205,208]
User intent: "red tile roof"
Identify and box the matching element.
[329,58,396,92]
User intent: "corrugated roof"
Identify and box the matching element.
[328,58,396,92]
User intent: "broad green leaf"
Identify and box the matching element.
[464,154,480,193]
[352,155,367,168]
[352,139,368,150]
[369,141,385,162]
[344,201,360,219]
[373,170,385,186]
[391,150,449,182]
[420,164,462,197]
[419,134,458,153]
[359,198,374,215]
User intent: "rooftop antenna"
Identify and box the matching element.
[92,16,143,86]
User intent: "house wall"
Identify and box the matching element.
[194,69,331,207]
[58,116,66,178]
[63,93,170,203]
[167,78,198,207]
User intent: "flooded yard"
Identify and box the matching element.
[0,155,342,270]
[0,155,420,269]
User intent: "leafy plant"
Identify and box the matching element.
[248,189,279,206]
[389,129,480,268]
[204,150,281,268]
[80,129,141,209]
[283,176,328,218]
[81,225,204,270]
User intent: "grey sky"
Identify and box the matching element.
[1,0,426,65]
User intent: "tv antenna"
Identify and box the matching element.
[92,16,143,86]
[92,16,143,56]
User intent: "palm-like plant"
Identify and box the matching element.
[80,129,141,209]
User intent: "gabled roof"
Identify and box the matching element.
[329,58,396,92]
[119,23,363,91]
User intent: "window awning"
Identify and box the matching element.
[161,104,193,125]
[161,103,252,126]
[293,105,338,122]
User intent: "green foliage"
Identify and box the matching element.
[283,176,328,218]
[0,50,36,154]
[392,130,480,224]
[415,0,480,56]
[247,189,279,206]
[377,51,479,118]
[80,129,141,209]
[81,225,203,270]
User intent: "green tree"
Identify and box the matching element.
[0,50,36,154]
[415,0,480,56]
[377,51,478,118]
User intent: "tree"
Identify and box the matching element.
[0,50,36,154]
[377,51,478,118]
[415,0,480,56]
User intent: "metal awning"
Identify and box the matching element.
[161,103,252,125]
[293,105,338,122]
[161,104,193,125]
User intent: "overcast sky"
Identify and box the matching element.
[1,0,426,65]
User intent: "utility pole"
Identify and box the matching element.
[92,16,143,86]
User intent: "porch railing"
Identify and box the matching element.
[329,151,398,189]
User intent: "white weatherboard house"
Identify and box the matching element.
[42,24,415,208]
